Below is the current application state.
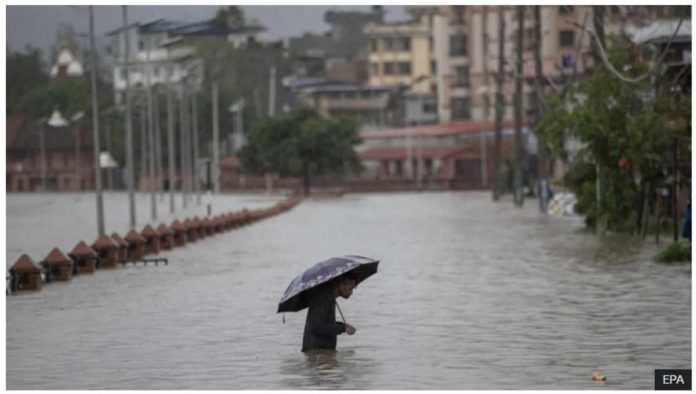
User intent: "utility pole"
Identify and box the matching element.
[154,88,164,202]
[268,65,277,116]
[480,6,489,188]
[105,113,113,190]
[89,5,105,235]
[192,87,201,205]
[513,5,525,207]
[492,5,505,201]
[179,85,188,209]
[266,65,277,195]
[145,35,157,221]
[140,105,147,191]
[212,82,220,194]
[123,5,136,229]
[166,64,176,213]
[40,122,47,191]
[533,5,548,213]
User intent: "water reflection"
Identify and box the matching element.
[6,192,691,389]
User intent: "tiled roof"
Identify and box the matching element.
[93,234,118,249]
[11,254,41,273]
[125,229,146,244]
[111,233,128,247]
[141,224,159,238]
[358,145,480,161]
[360,119,526,139]
[42,247,71,265]
[70,241,98,258]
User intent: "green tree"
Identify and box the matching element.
[7,46,49,114]
[239,108,363,195]
[536,42,684,232]
[213,6,245,28]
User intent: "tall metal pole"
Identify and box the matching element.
[212,83,220,194]
[192,88,201,204]
[89,5,105,235]
[105,114,113,190]
[167,62,176,213]
[480,6,489,188]
[492,5,505,201]
[179,85,188,209]
[74,120,82,190]
[268,65,276,116]
[40,123,47,191]
[123,5,136,229]
[154,88,164,202]
[533,5,548,213]
[145,35,157,221]
[140,105,147,190]
[513,5,524,207]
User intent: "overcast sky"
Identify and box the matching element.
[7,5,410,56]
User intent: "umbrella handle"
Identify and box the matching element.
[335,301,347,325]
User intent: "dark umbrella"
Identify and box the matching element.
[277,255,380,313]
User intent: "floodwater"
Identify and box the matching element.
[6,192,691,389]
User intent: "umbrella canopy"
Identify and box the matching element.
[277,255,379,313]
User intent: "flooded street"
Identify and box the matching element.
[6,191,691,389]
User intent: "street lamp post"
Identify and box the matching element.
[89,5,105,235]
[123,5,136,229]
[71,111,85,191]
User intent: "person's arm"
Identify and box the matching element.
[307,295,345,336]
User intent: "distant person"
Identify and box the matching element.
[682,200,691,241]
[301,273,357,352]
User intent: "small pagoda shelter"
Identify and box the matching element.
[39,247,73,282]
[9,254,43,292]
[92,234,119,268]
[141,224,160,255]
[157,223,174,250]
[124,230,146,260]
[183,218,197,242]
[68,241,98,274]
[170,220,187,246]
[111,233,129,263]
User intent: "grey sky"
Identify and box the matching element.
[7,5,410,57]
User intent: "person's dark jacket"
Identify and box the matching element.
[301,284,346,352]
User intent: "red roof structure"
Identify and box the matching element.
[42,247,71,264]
[70,241,98,257]
[141,224,159,239]
[360,119,525,139]
[111,233,128,247]
[125,229,146,244]
[93,234,118,249]
[10,254,41,273]
[358,145,480,161]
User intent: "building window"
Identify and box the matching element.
[370,39,378,53]
[384,62,395,75]
[454,66,469,87]
[138,39,144,51]
[454,6,466,24]
[422,102,436,113]
[449,34,467,56]
[383,37,394,51]
[431,60,437,74]
[398,62,411,75]
[370,63,379,76]
[451,97,471,120]
[559,30,575,47]
[559,6,574,15]
[394,37,410,52]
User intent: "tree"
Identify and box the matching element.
[7,46,49,114]
[213,6,245,28]
[239,108,363,195]
[536,43,681,232]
